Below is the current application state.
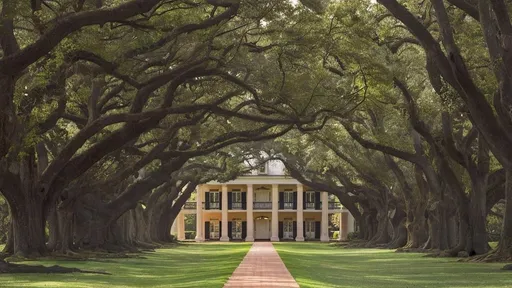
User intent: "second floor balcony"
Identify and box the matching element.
[232,202,243,209]
[253,202,272,209]
[305,202,316,210]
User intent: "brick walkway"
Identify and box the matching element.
[223,242,299,288]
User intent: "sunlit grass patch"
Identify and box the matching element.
[0,242,251,288]
[275,242,512,288]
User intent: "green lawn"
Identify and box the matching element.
[0,243,250,288]
[274,242,512,288]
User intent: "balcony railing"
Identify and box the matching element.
[232,202,243,209]
[305,202,316,210]
[328,202,342,209]
[283,202,294,209]
[183,202,196,209]
[209,202,220,209]
[253,202,272,209]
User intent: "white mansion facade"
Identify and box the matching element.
[172,160,355,241]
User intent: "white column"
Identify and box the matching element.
[271,184,279,241]
[320,192,329,242]
[246,184,254,241]
[171,217,178,236]
[296,184,304,241]
[195,186,204,242]
[347,211,355,233]
[338,212,343,241]
[177,212,185,241]
[220,184,229,241]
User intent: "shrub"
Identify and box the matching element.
[185,231,196,239]
[332,231,340,239]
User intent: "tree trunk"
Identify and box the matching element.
[496,170,512,259]
[11,197,46,257]
[468,177,489,255]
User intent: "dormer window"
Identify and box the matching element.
[258,163,268,174]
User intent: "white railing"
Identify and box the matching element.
[210,202,220,209]
[254,202,272,209]
[232,202,243,209]
[283,202,294,209]
[305,202,316,209]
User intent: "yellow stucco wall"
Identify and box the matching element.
[303,212,322,221]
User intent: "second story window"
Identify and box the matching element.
[210,191,220,209]
[283,191,294,209]
[232,191,242,202]
[284,191,293,202]
[305,191,315,209]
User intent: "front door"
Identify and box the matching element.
[283,220,294,240]
[305,221,315,240]
[232,221,243,240]
[255,218,270,239]
[210,221,220,240]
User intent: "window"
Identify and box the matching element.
[305,220,316,239]
[210,191,220,202]
[210,191,220,209]
[232,190,242,209]
[305,191,315,209]
[258,163,267,174]
[210,221,220,239]
[283,191,294,209]
[283,220,293,239]
[232,191,242,202]
[232,220,243,240]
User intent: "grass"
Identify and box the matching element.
[0,242,251,288]
[274,242,512,288]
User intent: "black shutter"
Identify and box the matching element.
[219,193,222,210]
[303,192,307,209]
[303,221,306,239]
[228,192,233,210]
[315,221,321,239]
[315,192,321,210]
[279,221,284,239]
[293,221,297,239]
[219,221,222,238]
[293,192,298,209]
[228,221,233,239]
[279,192,284,209]
[242,192,247,210]
[205,222,210,240]
[242,221,247,240]
[205,192,210,210]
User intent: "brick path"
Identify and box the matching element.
[223,242,299,288]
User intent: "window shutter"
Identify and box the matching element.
[278,221,284,239]
[315,192,321,210]
[242,192,247,210]
[303,221,306,238]
[205,192,210,210]
[315,221,321,239]
[242,221,247,240]
[205,222,210,240]
[293,192,297,209]
[228,221,233,239]
[293,221,297,239]
[219,221,222,238]
[219,193,222,210]
[279,192,284,209]
[303,192,307,209]
[228,192,233,210]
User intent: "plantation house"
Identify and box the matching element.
[172,161,355,241]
